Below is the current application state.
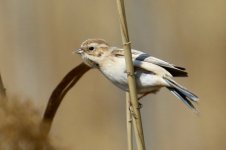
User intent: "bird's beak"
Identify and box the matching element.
[73,48,83,54]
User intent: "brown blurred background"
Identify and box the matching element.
[0,0,226,150]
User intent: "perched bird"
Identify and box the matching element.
[75,39,199,111]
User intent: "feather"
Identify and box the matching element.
[132,50,188,77]
[111,49,188,77]
[164,77,199,102]
[133,59,172,77]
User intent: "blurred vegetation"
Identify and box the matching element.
[0,97,58,150]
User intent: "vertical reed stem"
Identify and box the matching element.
[126,92,133,150]
[116,0,146,150]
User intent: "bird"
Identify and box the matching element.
[74,39,199,111]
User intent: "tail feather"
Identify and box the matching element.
[164,77,199,112]
[165,77,198,102]
[168,88,197,112]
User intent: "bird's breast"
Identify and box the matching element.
[99,58,129,91]
[98,57,165,93]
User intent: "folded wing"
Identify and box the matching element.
[111,48,187,77]
[131,49,188,77]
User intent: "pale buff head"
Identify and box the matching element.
[76,39,111,68]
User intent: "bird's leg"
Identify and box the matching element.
[129,101,143,111]
[138,92,152,100]
[138,102,143,109]
[128,92,152,116]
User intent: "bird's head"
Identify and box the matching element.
[74,39,110,68]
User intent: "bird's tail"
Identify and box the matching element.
[164,77,199,112]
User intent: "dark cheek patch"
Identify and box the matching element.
[86,50,95,56]
[86,50,103,57]
[97,53,101,57]
[96,49,105,57]
[97,51,103,57]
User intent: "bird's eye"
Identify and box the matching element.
[89,47,94,50]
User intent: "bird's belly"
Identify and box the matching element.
[135,73,163,93]
[100,65,164,94]
[100,65,129,91]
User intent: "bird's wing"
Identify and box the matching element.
[111,48,188,77]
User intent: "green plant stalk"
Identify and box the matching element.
[126,92,133,150]
[116,0,146,150]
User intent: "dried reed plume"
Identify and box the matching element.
[0,97,58,150]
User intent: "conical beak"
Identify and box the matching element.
[73,48,83,54]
